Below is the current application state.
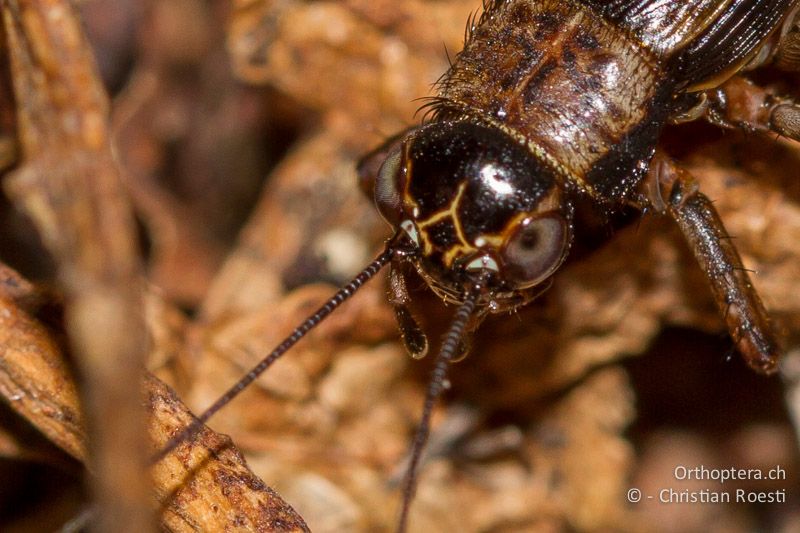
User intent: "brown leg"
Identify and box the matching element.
[389,262,429,359]
[702,76,800,141]
[640,153,781,374]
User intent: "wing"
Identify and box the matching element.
[579,0,799,88]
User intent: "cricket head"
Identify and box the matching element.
[362,119,573,313]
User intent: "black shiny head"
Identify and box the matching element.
[367,119,573,311]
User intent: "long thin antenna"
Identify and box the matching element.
[397,284,480,532]
[151,246,395,464]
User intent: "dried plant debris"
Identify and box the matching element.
[1,0,152,529]
[0,260,308,531]
[0,264,85,463]
[0,0,304,530]
[0,0,798,531]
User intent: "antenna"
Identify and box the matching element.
[397,283,480,533]
[151,245,395,464]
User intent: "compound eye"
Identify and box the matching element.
[502,215,568,288]
[374,147,404,225]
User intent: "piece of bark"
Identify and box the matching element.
[0,264,85,461]
[149,372,309,533]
